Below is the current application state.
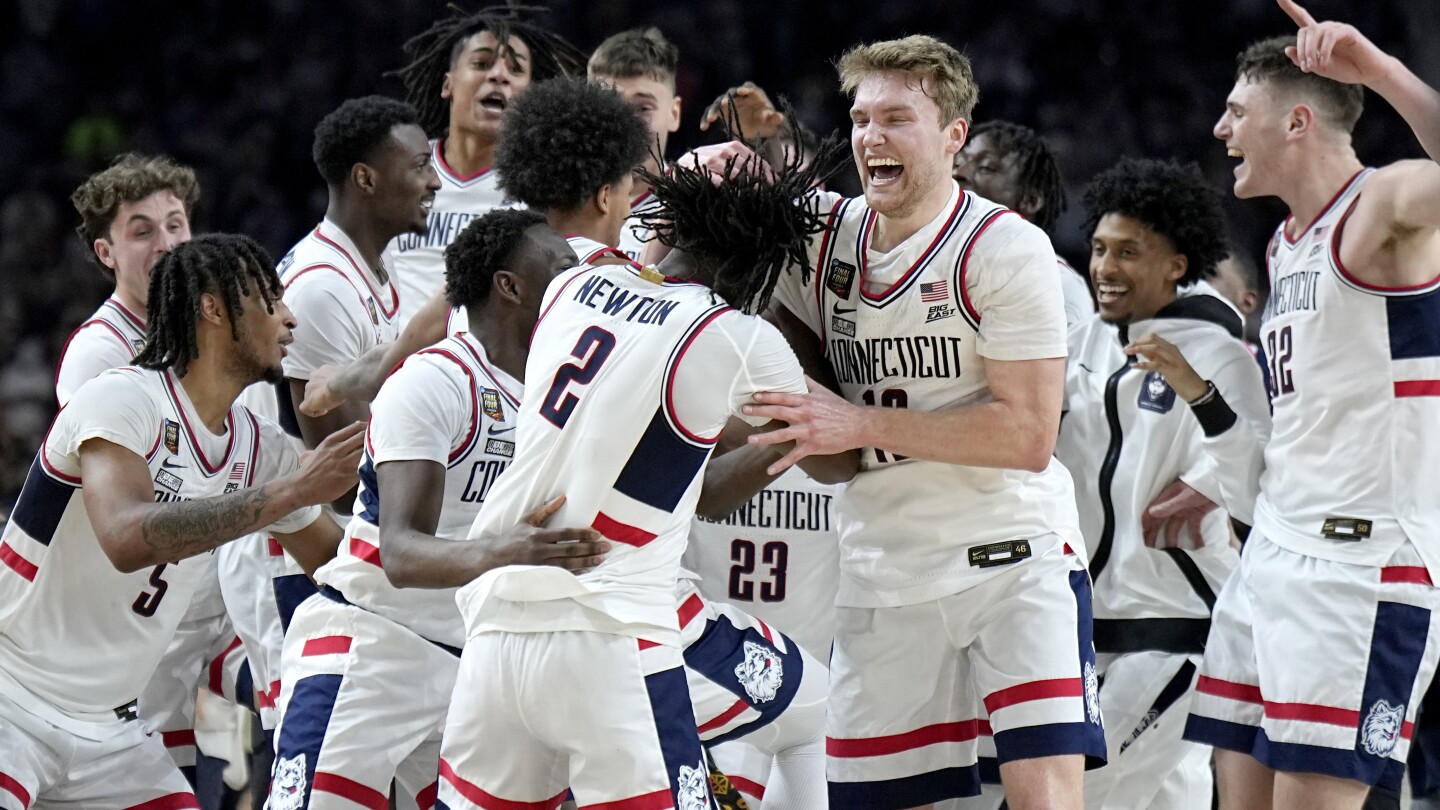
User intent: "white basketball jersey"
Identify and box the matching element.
[55,297,147,406]
[616,190,660,262]
[684,467,840,658]
[1254,168,1440,578]
[0,367,316,739]
[772,184,1080,608]
[383,138,516,327]
[568,234,631,267]
[458,263,805,645]
[318,333,521,649]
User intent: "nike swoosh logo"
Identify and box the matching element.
[832,304,856,315]
[161,456,186,470]
[488,425,515,436]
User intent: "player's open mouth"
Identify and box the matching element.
[867,157,903,186]
[1227,146,1245,175]
[1095,282,1128,306]
[479,92,508,113]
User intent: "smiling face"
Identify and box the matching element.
[849,70,965,222]
[1214,77,1292,200]
[227,285,296,386]
[368,123,441,236]
[444,30,533,142]
[1089,212,1186,325]
[952,131,1026,212]
[96,189,192,309]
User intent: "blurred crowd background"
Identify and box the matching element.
[1,0,1436,506]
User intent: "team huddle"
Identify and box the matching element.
[2,1,1439,810]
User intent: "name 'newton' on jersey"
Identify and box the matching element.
[1254,168,1440,579]
[317,333,521,650]
[771,183,1081,608]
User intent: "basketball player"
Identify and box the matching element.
[267,208,609,810]
[0,234,361,809]
[951,120,1093,328]
[62,154,254,785]
[437,131,852,810]
[726,35,1103,810]
[1057,157,1271,810]
[587,26,683,261]
[386,4,585,325]
[1183,2,1440,809]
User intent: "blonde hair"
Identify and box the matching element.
[837,35,978,124]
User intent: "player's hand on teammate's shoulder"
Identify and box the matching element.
[492,496,611,573]
[1124,332,1208,403]
[677,141,773,184]
[299,363,347,417]
[744,376,865,475]
[291,421,366,505]
[1277,0,1395,89]
[700,81,785,140]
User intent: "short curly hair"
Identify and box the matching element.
[1083,157,1228,286]
[1237,35,1363,134]
[444,208,548,310]
[312,96,422,187]
[495,77,650,213]
[71,153,200,275]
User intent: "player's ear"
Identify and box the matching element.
[1017,191,1044,221]
[668,95,683,134]
[441,73,453,101]
[197,291,226,325]
[1285,104,1314,140]
[947,118,969,157]
[493,270,523,305]
[351,163,377,195]
[594,182,614,217]
[1168,253,1189,285]
[93,238,117,271]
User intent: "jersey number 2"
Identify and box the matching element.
[539,326,617,428]
[729,539,788,602]
[132,564,170,617]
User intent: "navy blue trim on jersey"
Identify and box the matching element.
[274,573,319,632]
[682,614,804,745]
[11,456,79,546]
[356,451,380,525]
[829,765,982,809]
[857,191,970,309]
[272,673,343,807]
[613,409,713,512]
[642,664,715,809]
[1387,288,1440,360]
[234,660,255,714]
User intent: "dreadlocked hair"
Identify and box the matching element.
[395,3,586,138]
[134,233,282,377]
[638,116,846,315]
[970,120,1066,236]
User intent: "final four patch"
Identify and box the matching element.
[481,389,505,422]
[826,258,856,299]
[164,419,180,454]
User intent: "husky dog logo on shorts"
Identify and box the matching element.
[268,753,308,810]
[735,640,784,703]
[1361,699,1405,757]
[1083,661,1102,725]
[676,760,710,810]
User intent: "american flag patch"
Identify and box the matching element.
[920,281,949,302]
[229,462,247,482]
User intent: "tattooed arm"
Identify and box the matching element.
[80,423,365,574]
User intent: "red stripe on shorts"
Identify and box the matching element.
[677,593,705,629]
[586,789,674,810]
[1263,701,1359,728]
[268,537,284,556]
[123,794,201,810]
[727,775,766,799]
[0,542,38,582]
[256,679,281,708]
[313,772,388,810]
[1395,380,1440,398]
[208,636,244,697]
[591,512,657,547]
[301,635,353,657]
[1381,566,1434,586]
[0,772,31,809]
[984,678,1083,713]
[1195,675,1263,704]
[439,759,568,810]
[827,719,985,758]
[698,698,749,734]
[415,781,439,810]
[161,729,196,749]
[350,536,382,567]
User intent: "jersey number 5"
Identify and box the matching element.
[539,326,617,429]
[132,563,170,617]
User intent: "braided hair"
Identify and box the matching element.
[638,119,846,315]
[395,3,586,138]
[969,120,1066,236]
[134,234,282,377]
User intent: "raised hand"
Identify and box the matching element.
[699,82,786,141]
[1124,332,1208,403]
[1276,0,1393,88]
